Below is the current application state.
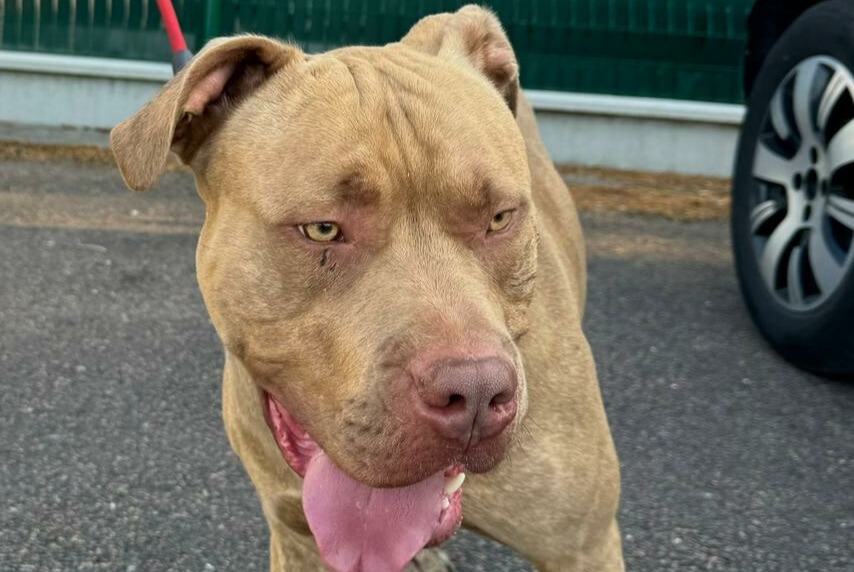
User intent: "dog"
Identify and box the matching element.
[110,6,623,571]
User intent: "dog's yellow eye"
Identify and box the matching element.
[300,222,341,242]
[489,210,514,232]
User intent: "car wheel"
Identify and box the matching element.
[732,0,854,376]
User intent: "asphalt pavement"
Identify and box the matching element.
[1,159,851,571]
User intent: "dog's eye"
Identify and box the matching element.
[489,210,514,233]
[299,222,342,242]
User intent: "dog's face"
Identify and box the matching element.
[112,9,535,491]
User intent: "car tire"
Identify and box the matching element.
[732,0,854,377]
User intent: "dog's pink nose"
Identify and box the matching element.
[414,356,518,447]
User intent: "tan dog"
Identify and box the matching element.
[110,6,622,571]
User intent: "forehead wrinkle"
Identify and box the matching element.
[364,66,439,205]
[326,51,425,186]
[381,62,492,220]
[318,46,525,219]
[374,53,448,145]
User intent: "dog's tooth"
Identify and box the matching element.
[444,472,465,495]
[442,498,450,510]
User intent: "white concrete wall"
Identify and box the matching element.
[0,52,170,130]
[526,91,743,177]
[534,108,740,177]
[0,51,745,177]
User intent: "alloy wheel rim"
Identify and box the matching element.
[750,56,854,311]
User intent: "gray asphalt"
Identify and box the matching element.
[1,160,852,571]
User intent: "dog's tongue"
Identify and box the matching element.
[302,451,444,572]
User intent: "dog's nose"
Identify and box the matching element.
[413,356,518,446]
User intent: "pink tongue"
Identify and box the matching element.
[302,452,444,572]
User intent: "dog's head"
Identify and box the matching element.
[112,6,536,562]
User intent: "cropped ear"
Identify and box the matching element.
[402,5,519,114]
[110,35,304,191]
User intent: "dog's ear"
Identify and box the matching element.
[402,5,519,114]
[110,35,304,191]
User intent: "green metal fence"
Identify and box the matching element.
[0,0,752,103]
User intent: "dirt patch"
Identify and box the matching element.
[0,142,114,164]
[585,229,730,262]
[0,141,185,172]
[560,165,731,221]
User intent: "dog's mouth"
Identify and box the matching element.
[263,392,464,572]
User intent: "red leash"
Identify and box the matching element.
[155,0,193,72]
